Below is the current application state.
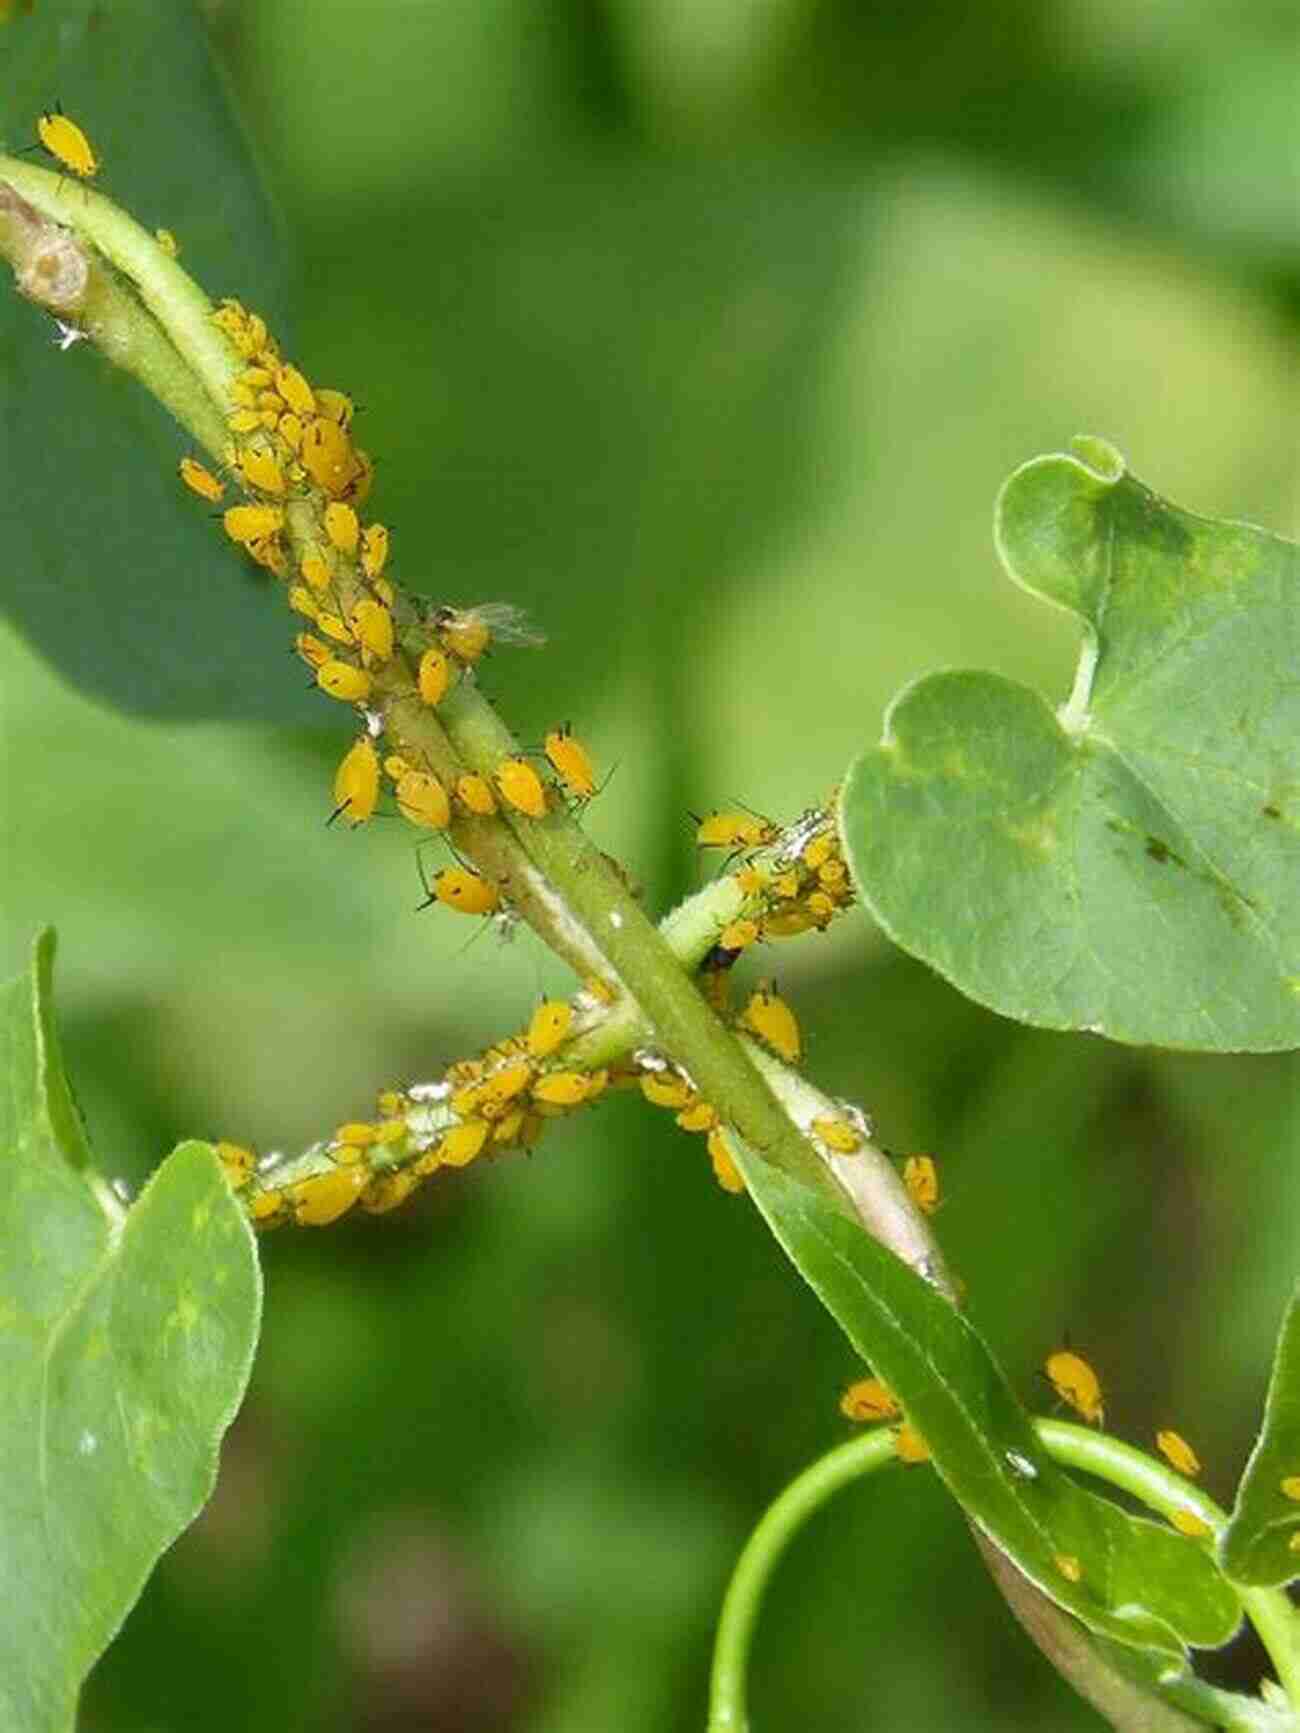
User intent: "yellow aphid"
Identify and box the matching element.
[249,1188,287,1226]
[215,1141,256,1190]
[761,907,817,939]
[902,1153,940,1215]
[213,300,248,342]
[813,1115,862,1154]
[343,447,374,505]
[694,810,778,851]
[441,1118,491,1168]
[805,891,837,927]
[361,523,389,579]
[802,831,835,871]
[735,865,766,896]
[256,390,285,415]
[1055,1555,1083,1583]
[317,610,355,645]
[279,412,304,453]
[288,585,320,621]
[719,918,759,952]
[395,769,450,830]
[583,975,618,1006]
[1044,1349,1105,1426]
[640,1071,694,1111]
[178,456,224,502]
[492,1108,526,1145]
[418,648,453,707]
[302,416,356,495]
[244,313,269,355]
[434,602,543,663]
[893,1424,931,1464]
[317,660,371,703]
[818,858,848,889]
[1170,1509,1212,1540]
[298,552,330,593]
[532,1070,592,1108]
[227,408,263,435]
[360,1169,419,1215]
[677,1100,718,1134]
[739,982,802,1065]
[325,501,360,556]
[526,1001,573,1060]
[495,757,548,820]
[335,1121,379,1149]
[373,1119,407,1145]
[37,108,98,178]
[451,1080,494,1120]
[287,1165,369,1227]
[349,597,394,663]
[771,870,801,900]
[1156,1431,1201,1479]
[455,773,497,816]
[383,754,411,782]
[372,574,395,607]
[543,723,597,800]
[482,1061,535,1107]
[1280,1476,1300,1501]
[585,1069,610,1101]
[840,1377,900,1423]
[333,736,380,827]
[707,1127,745,1193]
[316,388,355,429]
[275,364,316,418]
[223,503,283,545]
[430,866,499,916]
[155,227,179,257]
[238,446,286,496]
[239,366,274,390]
[376,1090,405,1118]
[249,536,288,577]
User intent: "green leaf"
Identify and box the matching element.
[841,435,1300,1051]
[730,1146,1241,1659]
[0,930,261,1733]
[0,0,307,722]
[1221,1285,1300,1587]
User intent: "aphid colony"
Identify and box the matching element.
[697,812,856,962]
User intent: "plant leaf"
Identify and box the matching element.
[0,0,306,721]
[730,1145,1241,1658]
[1221,1284,1300,1586]
[841,435,1300,1051]
[0,930,261,1733]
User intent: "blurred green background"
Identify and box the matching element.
[3,1,1298,1727]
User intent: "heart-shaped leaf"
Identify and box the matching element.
[1221,1285,1300,1587]
[841,436,1300,1051]
[0,930,261,1733]
[731,1144,1241,1658]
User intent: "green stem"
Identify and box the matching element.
[708,1430,896,1732]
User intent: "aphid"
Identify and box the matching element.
[237,446,286,496]
[484,1060,536,1109]
[418,648,453,707]
[275,364,316,418]
[302,415,357,495]
[455,773,497,816]
[434,603,544,663]
[155,227,179,257]
[440,1118,491,1167]
[215,1140,256,1189]
[676,1100,718,1134]
[760,906,818,939]
[738,981,802,1065]
[818,858,848,890]
[394,769,451,830]
[317,610,356,646]
[839,1377,900,1423]
[372,574,395,608]
[543,723,597,801]
[707,1127,745,1193]
[1044,1348,1105,1426]
[376,1089,406,1119]
[317,660,371,703]
[286,1165,369,1227]
[334,1121,379,1150]
[316,387,355,429]
[770,870,801,900]
[332,736,380,827]
[1055,1555,1083,1583]
[349,597,394,663]
[223,503,283,545]
[361,523,389,580]
[324,501,360,557]
[1279,1476,1300,1502]
[178,456,224,503]
[343,447,374,505]
[719,918,759,952]
[582,975,618,1006]
[893,1423,931,1464]
[494,756,547,820]
[360,1169,419,1214]
[247,535,288,577]
[526,1000,573,1060]
[427,866,500,917]
[640,1071,694,1111]
[532,1070,591,1108]
[1005,1451,1039,1481]
[812,1115,862,1155]
[1169,1509,1212,1540]
[36,107,99,179]
[801,831,836,871]
[288,585,320,621]
[900,1153,940,1215]
[249,1187,287,1226]
[492,1108,526,1145]
[279,412,304,453]
[805,890,837,927]
[227,408,263,435]
[1155,1430,1201,1479]
[300,552,332,593]
[735,865,767,897]
[694,810,779,852]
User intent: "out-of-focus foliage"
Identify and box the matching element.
[1,0,1296,1728]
